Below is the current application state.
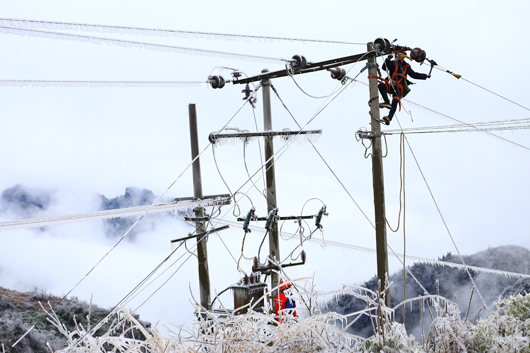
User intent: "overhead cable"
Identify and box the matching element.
[433,66,530,112]
[0,199,228,232]
[218,220,530,280]
[383,118,530,135]
[0,26,288,65]
[0,80,204,88]
[0,17,363,45]
[353,79,530,151]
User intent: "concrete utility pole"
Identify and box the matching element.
[261,69,280,300]
[188,103,211,310]
[366,43,390,307]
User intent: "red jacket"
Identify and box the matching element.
[275,291,298,323]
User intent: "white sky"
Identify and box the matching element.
[0,0,529,334]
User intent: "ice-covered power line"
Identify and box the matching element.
[0,26,288,65]
[353,79,530,151]
[383,117,530,135]
[218,220,530,280]
[0,17,363,45]
[0,80,204,88]
[0,198,229,232]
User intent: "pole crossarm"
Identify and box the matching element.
[252,261,305,273]
[174,193,231,202]
[236,215,314,222]
[208,129,322,144]
[170,225,230,243]
[232,51,378,85]
[0,198,231,232]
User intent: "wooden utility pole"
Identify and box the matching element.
[188,103,211,310]
[366,43,390,306]
[261,69,280,299]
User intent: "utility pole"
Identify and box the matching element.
[366,43,390,306]
[261,69,280,300]
[188,103,211,310]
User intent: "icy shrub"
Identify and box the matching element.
[360,321,421,353]
[472,293,530,352]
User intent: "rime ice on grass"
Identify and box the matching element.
[36,282,530,353]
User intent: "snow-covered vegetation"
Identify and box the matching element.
[31,281,530,353]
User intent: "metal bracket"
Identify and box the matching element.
[185,216,211,222]
[356,130,382,139]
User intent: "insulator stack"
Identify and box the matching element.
[291,54,308,70]
[315,205,328,229]
[209,75,226,89]
[329,67,346,81]
[301,250,306,263]
[241,84,252,100]
[253,256,259,270]
[243,206,256,233]
[243,275,249,285]
[373,38,392,54]
[410,47,427,63]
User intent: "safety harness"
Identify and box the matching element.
[369,57,412,112]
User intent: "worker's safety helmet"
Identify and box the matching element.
[279,281,292,291]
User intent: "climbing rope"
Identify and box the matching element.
[393,116,491,314]
[385,132,405,233]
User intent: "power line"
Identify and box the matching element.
[0,26,288,65]
[433,66,530,112]
[0,80,204,88]
[353,79,530,151]
[0,199,227,232]
[217,220,530,280]
[383,118,530,135]
[0,17,363,45]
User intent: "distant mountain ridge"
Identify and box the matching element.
[327,245,530,338]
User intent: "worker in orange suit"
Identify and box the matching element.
[275,281,298,323]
